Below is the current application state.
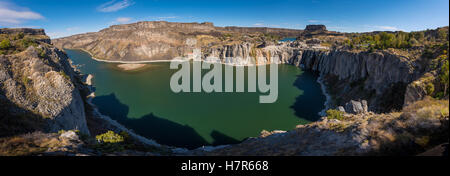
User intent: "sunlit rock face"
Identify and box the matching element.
[0,29,90,135]
[52,21,304,62]
[52,22,431,113]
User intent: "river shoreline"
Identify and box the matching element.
[70,48,331,152]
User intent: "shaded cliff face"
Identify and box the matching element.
[200,42,420,112]
[52,21,444,113]
[0,29,90,136]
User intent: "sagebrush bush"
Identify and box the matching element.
[326,109,344,120]
[95,131,124,143]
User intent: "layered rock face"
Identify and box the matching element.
[305,24,327,32]
[52,21,431,112]
[0,29,90,135]
[52,21,303,62]
[200,42,418,112]
[0,28,46,35]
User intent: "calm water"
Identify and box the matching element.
[279,38,297,42]
[66,49,326,149]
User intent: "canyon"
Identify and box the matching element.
[0,22,448,155]
[52,21,436,113]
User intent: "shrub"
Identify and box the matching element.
[22,76,32,86]
[17,37,37,49]
[14,32,25,40]
[59,71,70,80]
[425,82,435,95]
[37,47,46,58]
[96,131,124,144]
[0,39,11,49]
[94,131,126,153]
[439,59,449,96]
[326,109,344,120]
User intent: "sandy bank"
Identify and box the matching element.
[117,63,148,71]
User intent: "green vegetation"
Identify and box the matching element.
[96,131,124,143]
[37,47,46,58]
[0,39,12,49]
[425,82,435,95]
[438,57,449,97]
[93,131,127,152]
[429,48,449,99]
[326,109,344,120]
[345,27,449,51]
[261,33,281,42]
[59,71,70,81]
[21,76,32,86]
[0,33,43,55]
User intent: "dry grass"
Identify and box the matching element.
[0,132,57,156]
[402,96,449,119]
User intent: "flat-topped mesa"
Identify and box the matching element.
[52,21,309,61]
[0,28,51,46]
[0,28,46,35]
[102,21,216,33]
[305,24,327,32]
[218,26,304,37]
[299,25,343,39]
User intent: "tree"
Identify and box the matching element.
[0,39,11,49]
[439,58,449,96]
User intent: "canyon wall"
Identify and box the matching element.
[200,42,419,112]
[52,21,303,62]
[52,21,428,112]
[0,29,90,136]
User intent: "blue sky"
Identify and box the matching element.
[1,0,448,38]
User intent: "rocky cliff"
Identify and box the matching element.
[52,22,435,113]
[1,25,448,156]
[0,29,90,135]
[52,21,303,62]
[198,41,420,112]
[196,97,448,156]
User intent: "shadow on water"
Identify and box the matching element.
[92,93,240,149]
[290,71,326,122]
[210,130,241,146]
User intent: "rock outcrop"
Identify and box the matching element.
[52,21,303,62]
[196,98,448,156]
[0,28,46,35]
[52,21,426,112]
[305,25,327,32]
[199,42,418,112]
[0,29,90,135]
[2,25,448,156]
[344,100,368,114]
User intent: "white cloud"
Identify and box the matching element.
[253,23,264,26]
[47,27,81,39]
[66,27,80,31]
[47,32,66,39]
[153,16,178,21]
[97,0,134,12]
[364,25,402,31]
[116,17,132,23]
[307,19,330,24]
[374,26,400,31]
[0,2,44,25]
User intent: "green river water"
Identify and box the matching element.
[65,49,326,149]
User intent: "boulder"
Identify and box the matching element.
[59,131,79,141]
[337,106,346,112]
[345,100,368,114]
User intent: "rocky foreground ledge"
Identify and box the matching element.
[193,97,448,156]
